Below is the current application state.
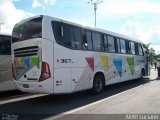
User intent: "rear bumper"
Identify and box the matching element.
[13,78,53,94]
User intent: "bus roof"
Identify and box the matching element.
[16,15,143,43]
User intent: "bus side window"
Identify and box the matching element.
[92,32,104,51]
[53,22,72,48]
[115,38,120,53]
[82,31,92,50]
[4,37,11,55]
[135,43,139,55]
[0,36,3,54]
[125,40,130,54]
[107,35,115,53]
[104,35,108,52]
[130,42,135,54]
[120,39,126,54]
[60,26,64,37]
[82,31,87,50]
[71,27,82,49]
[63,24,73,47]
[138,43,144,56]
[0,36,11,55]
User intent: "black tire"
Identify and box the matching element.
[92,74,104,94]
[140,69,145,80]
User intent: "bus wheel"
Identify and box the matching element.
[92,74,104,94]
[140,69,145,80]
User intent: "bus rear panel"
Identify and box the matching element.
[12,16,54,94]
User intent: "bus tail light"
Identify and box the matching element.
[12,62,16,80]
[39,61,51,82]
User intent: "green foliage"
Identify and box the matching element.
[144,43,157,62]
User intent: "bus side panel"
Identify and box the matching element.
[71,52,96,92]
[135,55,146,78]
[54,68,72,93]
[53,44,94,93]
[105,54,145,85]
[71,67,93,92]
[134,56,141,79]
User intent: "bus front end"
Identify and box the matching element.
[12,16,53,94]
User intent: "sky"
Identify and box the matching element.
[0,0,160,53]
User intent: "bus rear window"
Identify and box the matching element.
[12,16,42,43]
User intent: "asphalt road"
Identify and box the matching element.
[0,69,159,120]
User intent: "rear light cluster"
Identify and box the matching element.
[39,61,51,82]
[12,60,51,82]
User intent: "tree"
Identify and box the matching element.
[143,43,157,62]
[150,48,157,60]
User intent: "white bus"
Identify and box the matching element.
[11,15,149,94]
[0,33,15,92]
